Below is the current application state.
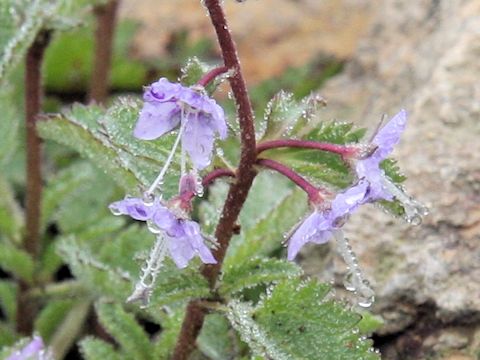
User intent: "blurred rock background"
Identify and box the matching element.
[117,1,480,359]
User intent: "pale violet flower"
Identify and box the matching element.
[133,78,227,170]
[6,336,52,360]
[287,180,369,260]
[356,110,428,223]
[109,197,216,268]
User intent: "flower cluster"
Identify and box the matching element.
[110,73,425,309]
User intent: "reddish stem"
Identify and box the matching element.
[17,30,50,334]
[257,158,323,203]
[89,0,119,103]
[197,66,229,87]
[257,139,359,157]
[172,0,257,358]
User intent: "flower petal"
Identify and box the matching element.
[152,205,177,231]
[371,109,407,160]
[330,180,369,219]
[182,113,215,170]
[144,77,182,102]
[109,198,154,221]
[167,232,194,269]
[287,212,329,260]
[133,102,180,140]
[182,220,216,264]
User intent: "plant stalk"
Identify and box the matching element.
[172,1,257,358]
[89,0,119,103]
[257,139,359,157]
[257,158,324,203]
[17,30,50,334]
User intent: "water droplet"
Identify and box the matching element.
[147,221,162,234]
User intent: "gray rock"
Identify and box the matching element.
[302,0,480,358]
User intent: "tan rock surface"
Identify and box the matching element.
[119,0,375,82]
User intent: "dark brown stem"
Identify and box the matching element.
[172,1,257,358]
[17,30,50,334]
[89,0,119,103]
[257,139,359,157]
[197,66,229,87]
[257,158,324,203]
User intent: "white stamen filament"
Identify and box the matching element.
[127,234,168,306]
[145,121,185,196]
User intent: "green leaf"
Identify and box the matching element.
[261,91,308,141]
[180,57,209,86]
[152,306,184,360]
[225,175,308,267]
[58,236,210,307]
[227,279,379,359]
[0,176,23,244]
[49,301,91,359]
[0,0,51,84]
[197,314,235,360]
[80,337,123,360]
[0,243,34,283]
[95,301,152,360]
[220,258,303,296]
[38,99,180,198]
[0,321,16,347]
[34,299,75,342]
[357,311,384,336]
[57,236,134,301]
[0,280,16,324]
[0,84,20,167]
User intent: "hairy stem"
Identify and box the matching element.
[89,0,119,103]
[257,139,359,157]
[17,30,50,334]
[172,1,257,358]
[257,158,323,203]
[197,66,229,87]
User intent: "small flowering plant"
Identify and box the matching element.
[0,0,427,359]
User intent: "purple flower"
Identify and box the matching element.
[355,110,428,222]
[6,336,51,360]
[355,110,407,202]
[109,197,216,268]
[133,78,227,170]
[287,180,368,260]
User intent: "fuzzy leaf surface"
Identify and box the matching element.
[227,279,379,360]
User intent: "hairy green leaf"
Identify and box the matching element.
[38,99,180,198]
[95,301,152,360]
[0,321,16,347]
[0,243,34,283]
[261,91,308,141]
[34,299,75,342]
[0,176,23,244]
[80,337,123,360]
[227,279,379,360]
[0,280,17,324]
[220,258,302,296]
[197,314,235,360]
